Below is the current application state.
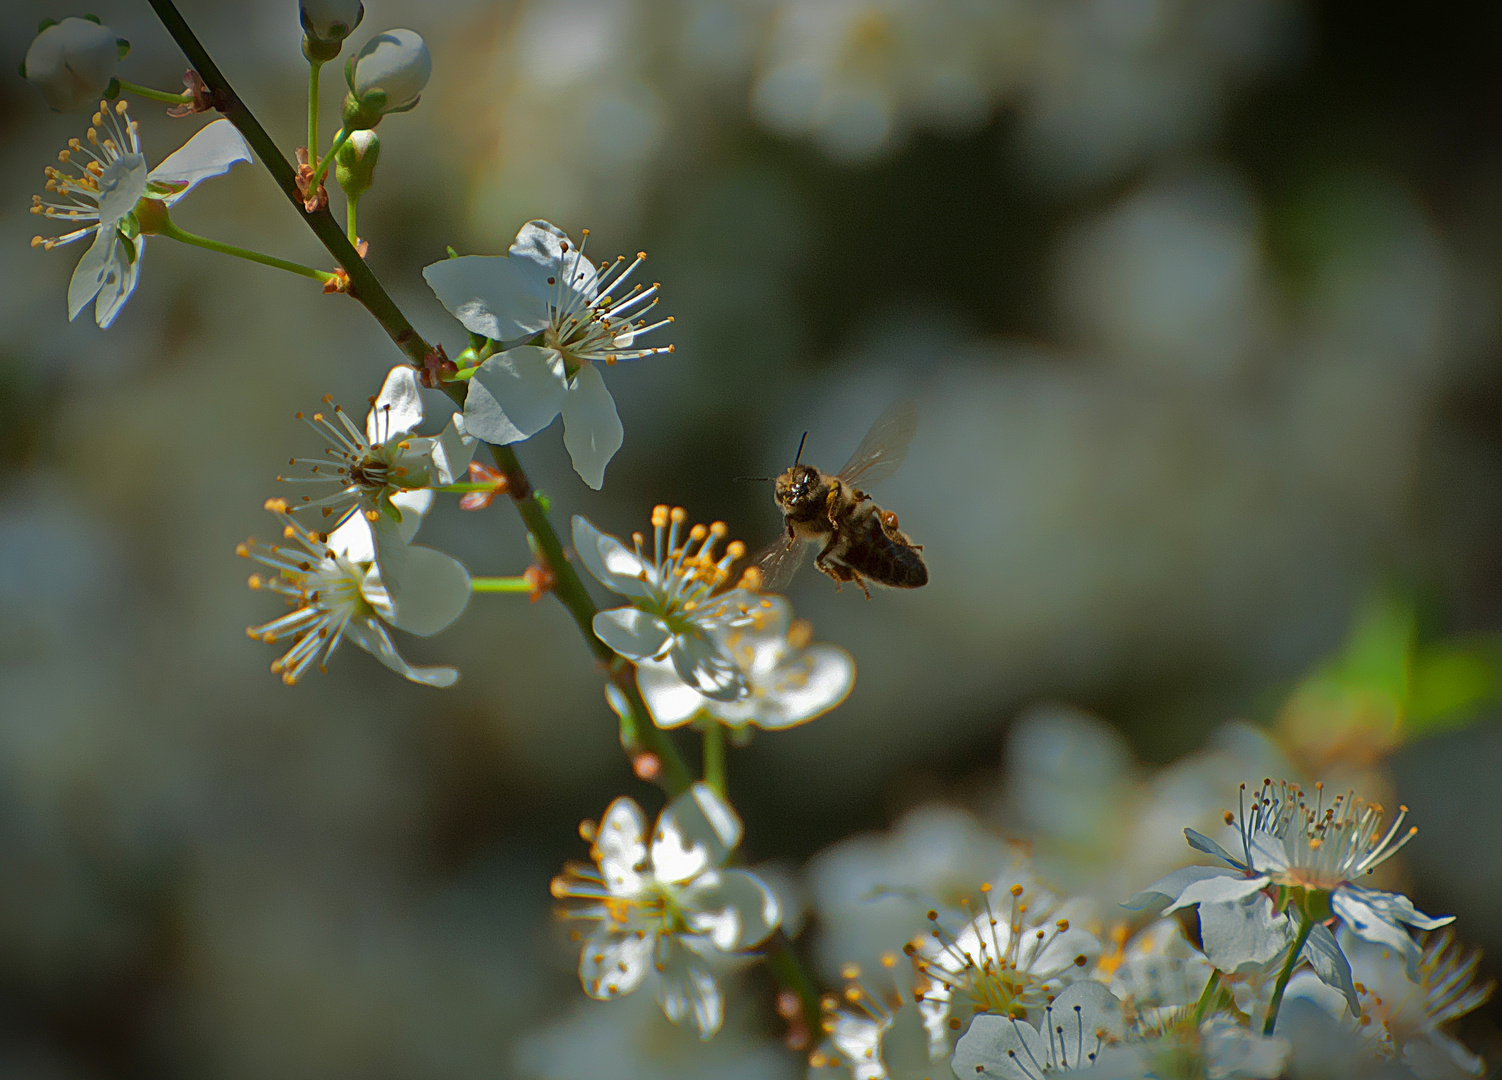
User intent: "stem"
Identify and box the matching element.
[143,0,428,366]
[347,193,360,245]
[702,723,726,796]
[158,218,334,283]
[471,576,534,594]
[307,59,323,170]
[310,126,350,189]
[116,79,191,104]
[765,932,823,1037]
[1192,968,1222,1026]
[1263,911,1314,1036]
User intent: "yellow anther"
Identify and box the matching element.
[726,540,746,561]
[840,962,861,980]
[263,497,290,513]
[688,523,708,542]
[115,99,129,114]
[651,505,670,528]
[1010,884,1024,897]
[709,521,727,536]
[669,507,687,525]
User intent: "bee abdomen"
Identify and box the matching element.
[845,506,928,588]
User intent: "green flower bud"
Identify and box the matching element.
[334,129,380,199]
[23,16,122,112]
[341,29,429,130]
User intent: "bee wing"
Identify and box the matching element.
[836,399,918,488]
[755,533,806,592]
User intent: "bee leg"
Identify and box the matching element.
[852,571,871,600]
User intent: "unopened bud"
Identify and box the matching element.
[334,129,380,198]
[342,28,429,130]
[23,16,126,113]
[300,0,364,47]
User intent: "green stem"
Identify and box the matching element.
[307,59,323,170]
[346,193,359,245]
[471,575,533,594]
[143,0,428,366]
[310,126,350,189]
[1263,911,1314,1036]
[158,218,333,283]
[766,932,824,1038]
[1192,968,1222,1026]
[115,79,191,105]
[702,723,726,797]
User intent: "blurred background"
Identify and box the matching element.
[2,0,1501,1076]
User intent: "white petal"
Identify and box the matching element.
[670,630,747,703]
[1184,827,1247,869]
[561,364,623,490]
[650,782,742,884]
[67,228,111,322]
[148,119,253,203]
[389,489,434,542]
[656,938,722,1039]
[91,233,142,329]
[1404,1034,1486,1080]
[951,1012,1045,1080]
[571,515,651,598]
[1122,865,1254,913]
[96,154,148,225]
[423,254,550,341]
[1303,920,1360,1017]
[328,512,375,563]
[1199,893,1290,972]
[1200,1016,1289,1079]
[743,643,854,729]
[344,617,458,687]
[680,868,781,951]
[592,607,672,661]
[375,541,471,637]
[428,414,477,486]
[510,219,598,301]
[577,927,653,1000]
[595,797,649,896]
[635,657,708,729]
[1331,886,1426,979]
[1048,979,1126,1046]
[1024,925,1101,977]
[367,365,424,442]
[463,346,568,444]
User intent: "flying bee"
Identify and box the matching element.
[754,400,928,597]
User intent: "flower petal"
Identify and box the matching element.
[656,938,723,1040]
[679,868,781,951]
[1303,920,1361,1017]
[592,607,672,660]
[344,616,458,687]
[595,797,648,896]
[510,219,597,303]
[91,232,142,329]
[147,118,252,203]
[67,228,111,322]
[670,630,748,703]
[748,643,855,729]
[423,254,550,341]
[376,542,470,637]
[463,346,568,445]
[1184,827,1248,870]
[1122,865,1257,913]
[577,927,653,1000]
[651,781,743,884]
[560,363,623,490]
[571,515,651,598]
[1331,885,1430,980]
[367,364,425,442]
[635,656,707,729]
[1049,979,1126,1044]
[1199,894,1290,972]
[951,1012,1045,1080]
[428,414,477,486]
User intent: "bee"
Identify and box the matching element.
[755,400,928,597]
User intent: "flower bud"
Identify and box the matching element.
[300,0,364,43]
[335,129,380,199]
[22,16,126,112]
[342,28,430,129]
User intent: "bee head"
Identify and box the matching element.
[774,464,824,515]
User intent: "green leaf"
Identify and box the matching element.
[1405,638,1502,738]
[116,38,130,59]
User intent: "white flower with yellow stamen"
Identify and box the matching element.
[424,220,673,488]
[551,783,780,1040]
[237,498,469,687]
[23,17,123,113]
[573,507,759,701]
[31,104,251,327]
[635,593,854,731]
[909,882,1101,1061]
[280,365,474,531]
[950,981,1125,1080]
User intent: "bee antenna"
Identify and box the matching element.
[793,431,808,467]
[733,476,775,482]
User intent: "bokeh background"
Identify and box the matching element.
[2,0,1501,1076]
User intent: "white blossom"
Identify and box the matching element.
[424,220,672,488]
[911,882,1100,1061]
[636,594,854,731]
[574,507,759,701]
[31,107,251,327]
[23,17,122,112]
[349,29,430,116]
[950,980,1124,1079]
[551,783,781,1040]
[237,498,469,687]
[1091,1016,1290,1080]
[301,0,364,43]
